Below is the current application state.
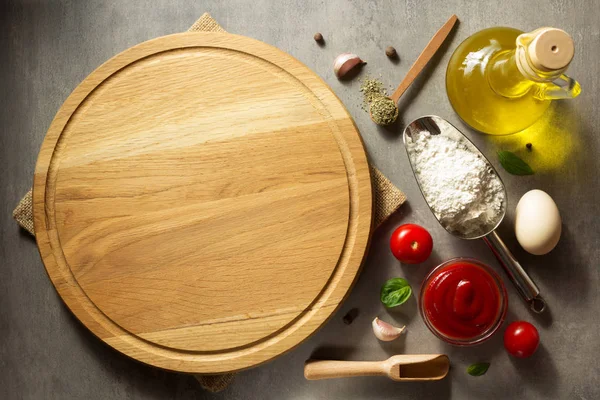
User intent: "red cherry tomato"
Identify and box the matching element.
[504,321,540,358]
[389,224,433,264]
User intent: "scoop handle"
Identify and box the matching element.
[304,360,385,380]
[483,231,546,313]
[390,14,458,103]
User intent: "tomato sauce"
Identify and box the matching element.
[423,260,503,339]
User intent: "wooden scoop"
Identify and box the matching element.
[304,354,450,382]
[370,14,458,126]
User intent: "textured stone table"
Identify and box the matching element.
[1,1,598,399]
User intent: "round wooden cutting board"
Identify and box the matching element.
[33,32,372,373]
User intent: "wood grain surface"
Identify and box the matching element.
[32,32,372,373]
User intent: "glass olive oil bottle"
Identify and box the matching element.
[446,27,581,135]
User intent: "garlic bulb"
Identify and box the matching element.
[372,317,405,342]
[333,53,365,79]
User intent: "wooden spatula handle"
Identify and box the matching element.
[390,14,458,103]
[304,359,385,380]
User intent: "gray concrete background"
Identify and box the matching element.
[1,0,599,399]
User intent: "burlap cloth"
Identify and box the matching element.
[12,12,405,392]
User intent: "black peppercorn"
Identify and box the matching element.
[342,308,359,325]
[314,32,324,42]
[385,46,397,58]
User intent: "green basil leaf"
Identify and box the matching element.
[380,278,412,308]
[497,151,534,175]
[467,362,490,376]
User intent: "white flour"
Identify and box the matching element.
[406,127,505,237]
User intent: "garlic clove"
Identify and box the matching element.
[333,53,365,79]
[372,317,406,342]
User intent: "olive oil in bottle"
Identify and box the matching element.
[446,27,581,135]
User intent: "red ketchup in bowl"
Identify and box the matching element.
[420,258,507,345]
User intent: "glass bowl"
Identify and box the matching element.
[419,257,508,346]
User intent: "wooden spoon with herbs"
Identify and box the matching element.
[370,14,458,126]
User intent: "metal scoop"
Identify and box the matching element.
[403,115,546,313]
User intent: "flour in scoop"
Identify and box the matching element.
[406,128,505,237]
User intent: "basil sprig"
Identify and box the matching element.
[380,278,412,308]
[467,362,490,376]
[498,151,534,175]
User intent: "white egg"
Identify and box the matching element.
[514,190,561,255]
